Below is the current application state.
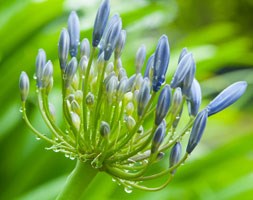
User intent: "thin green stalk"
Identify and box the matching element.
[57,160,98,200]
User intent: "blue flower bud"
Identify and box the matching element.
[42,61,53,88]
[207,81,247,117]
[182,59,196,94]
[186,79,202,116]
[103,15,122,61]
[137,78,150,116]
[186,109,208,154]
[151,120,166,154]
[68,11,80,57]
[80,38,90,58]
[64,57,78,88]
[79,55,88,74]
[58,28,70,70]
[19,71,30,102]
[169,142,182,174]
[152,35,170,92]
[135,44,146,74]
[106,75,118,102]
[178,47,188,64]
[117,77,128,101]
[171,87,183,116]
[100,121,110,138]
[35,49,46,87]
[92,0,110,47]
[125,74,136,92]
[170,53,195,89]
[155,84,172,126]
[144,54,154,79]
[115,30,126,59]
[118,67,127,80]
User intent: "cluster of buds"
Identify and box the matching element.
[19,0,247,192]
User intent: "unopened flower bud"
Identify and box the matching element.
[80,38,90,58]
[207,81,247,117]
[42,61,53,88]
[137,78,150,116]
[86,92,95,106]
[115,29,126,59]
[169,142,182,174]
[64,57,78,88]
[35,49,46,87]
[71,100,81,115]
[100,121,110,138]
[79,56,88,74]
[49,103,56,121]
[151,120,166,154]
[19,71,30,102]
[178,47,188,64]
[92,0,110,47]
[74,90,83,103]
[58,28,70,70]
[126,116,136,130]
[68,11,80,57]
[125,102,134,116]
[135,44,146,74]
[70,112,80,131]
[152,35,170,92]
[144,54,154,79]
[155,84,172,125]
[186,109,208,154]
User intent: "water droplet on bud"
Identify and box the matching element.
[124,186,133,193]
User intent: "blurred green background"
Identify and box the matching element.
[0,0,252,199]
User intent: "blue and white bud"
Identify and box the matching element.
[80,38,90,58]
[86,92,95,106]
[92,0,110,47]
[171,53,195,89]
[70,111,80,131]
[115,29,126,59]
[134,73,144,90]
[171,87,183,116]
[117,77,128,101]
[151,120,166,154]
[144,54,154,79]
[79,56,88,74]
[137,78,150,116]
[19,71,30,102]
[42,61,53,88]
[169,142,182,174]
[155,84,172,126]
[178,47,188,64]
[135,44,146,74]
[68,11,80,57]
[186,79,202,116]
[103,15,122,61]
[126,102,134,116]
[100,121,110,138]
[58,28,70,70]
[182,60,196,94]
[106,75,118,102]
[35,49,46,87]
[125,74,136,92]
[126,116,136,130]
[152,35,170,92]
[71,100,81,115]
[64,57,78,88]
[207,81,247,117]
[118,67,127,80]
[186,109,208,154]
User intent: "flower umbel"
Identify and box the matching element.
[19,0,247,193]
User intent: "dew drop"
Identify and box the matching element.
[169,139,173,143]
[69,154,75,160]
[124,186,133,194]
[36,136,41,140]
[112,178,116,182]
[19,107,23,113]
[33,74,37,80]
[65,154,70,158]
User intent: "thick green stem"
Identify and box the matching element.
[57,160,98,200]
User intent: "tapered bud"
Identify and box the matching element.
[169,142,182,174]
[186,109,208,154]
[186,79,202,116]
[152,35,170,92]
[126,102,134,116]
[70,112,80,131]
[71,100,81,115]
[125,74,136,92]
[64,57,78,88]
[68,11,80,57]
[137,78,150,116]
[92,0,110,47]
[135,45,146,74]
[170,53,195,89]
[144,54,154,79]
[35,49,46,87]
[155,84,172,125]
[115,30,126,59]
[80,38,90,58]
[126,116,136,130]
[117,77,128,101]
[178,47,188,64]
[151,120,166,154]
[171,87,183,116]
[42,61,53,88]
[58,28,70,70]
[19,72,30,102]
[79,56,88,74]
[100,121,110,138]
[207,81,247,117]
[86,92,95,105]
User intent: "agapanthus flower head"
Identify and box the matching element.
[19,0,247,193]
